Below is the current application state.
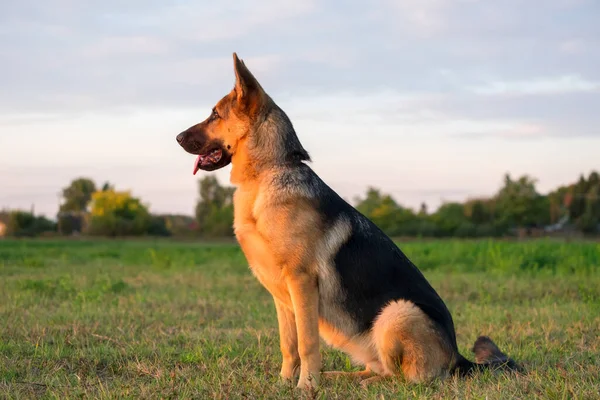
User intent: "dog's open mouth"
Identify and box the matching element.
[193,148,223,175]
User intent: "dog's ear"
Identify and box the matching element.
[232,53,262,101]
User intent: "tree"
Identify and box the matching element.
[418,202,428,217]
[494,174,549,228]
[195,176,235,236]
[87,189,152,236]
[431,202,468,236]
[577,184,600,233]
[462,198,499,237]
[59,178,97,212]
[568,174,587,220]
[369,195,405,235]
[588,171,600,188]
[57,178,97,235]
[355,188,386,217]
[547,185,570,224]
[354,187,421,236]
[464,199,492,225]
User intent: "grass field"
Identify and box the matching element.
[1,238,599,399]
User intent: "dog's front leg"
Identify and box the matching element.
[286,273,321,390]
[274,298,300,380]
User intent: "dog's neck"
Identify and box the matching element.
[229,137,262,185]
[229,106,309,186]
[229,140,284,186]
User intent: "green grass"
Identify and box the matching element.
[0,238,599,399]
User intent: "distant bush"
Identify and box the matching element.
[455,222,477,238]
[161,214,197,237]
[4,211,56,237]
[87,190,152,236]
[57,213,86,235]
[147,215,172,237]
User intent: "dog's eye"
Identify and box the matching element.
[211,108,219,119]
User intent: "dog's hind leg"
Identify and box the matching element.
[322,362,383,382]
[371,300,453,384]
[322,369,374,382]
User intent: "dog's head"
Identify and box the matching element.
[176,53,268,174]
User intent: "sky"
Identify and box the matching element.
[1,0,599,218]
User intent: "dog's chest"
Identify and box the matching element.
[233,185,292,305]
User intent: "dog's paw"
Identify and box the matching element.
[296,372,320,390]
[280,362,300,381]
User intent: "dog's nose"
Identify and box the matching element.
[176,132,185,144]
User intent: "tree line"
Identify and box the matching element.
[353,172,598,238]
[1,171,598,238]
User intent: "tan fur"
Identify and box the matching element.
[233,180,325,388]
[371,300,453,383]
[318,301,454,385]
[322,369,376,382]
[274,298,299,379]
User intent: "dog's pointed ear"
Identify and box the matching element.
[233,52,262,100]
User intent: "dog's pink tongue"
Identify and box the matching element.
[193,155,202,175]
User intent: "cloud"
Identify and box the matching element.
[83,36,169,58]
[127,0,317,43]
[558,39,587,55]
[283,91,444,123]
[2,0,599,118]
[382,0,451,37]
[283,91,583,141]
[454,123,546,139]
[470,75,600,96]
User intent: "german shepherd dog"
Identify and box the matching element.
[176,53,522,389]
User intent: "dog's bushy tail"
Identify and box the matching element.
[452,336,524,377]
